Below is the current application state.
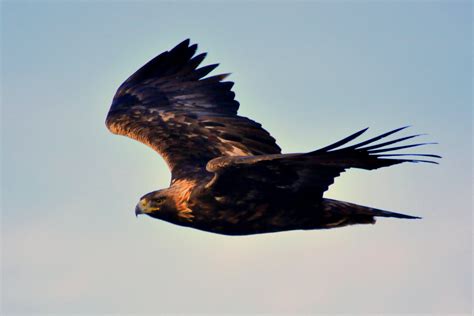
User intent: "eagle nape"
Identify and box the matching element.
[106,39,440,236]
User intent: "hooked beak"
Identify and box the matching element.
[135,204,143,217]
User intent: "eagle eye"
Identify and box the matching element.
[156,197,166,204]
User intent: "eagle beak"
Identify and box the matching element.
[135,205,143,217]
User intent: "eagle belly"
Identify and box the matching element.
[186,184,322,235]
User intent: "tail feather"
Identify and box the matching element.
[369,208,421,219]
[320,198,420,229]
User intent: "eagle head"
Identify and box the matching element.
[135,180,196,223]
[135,190,174,218]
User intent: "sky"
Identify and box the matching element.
[1,1,472,315]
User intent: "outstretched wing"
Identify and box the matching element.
[207,127,440,199]
[106,39,281,181]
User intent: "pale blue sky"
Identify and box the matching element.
[1,1,472,314]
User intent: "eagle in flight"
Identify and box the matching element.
[106,39,439,236]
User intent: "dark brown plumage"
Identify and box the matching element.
[106,39,439,235]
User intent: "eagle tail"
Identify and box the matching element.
[319,198,420,228]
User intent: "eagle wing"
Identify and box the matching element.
[106,39,281,181]
[206,127,440,199]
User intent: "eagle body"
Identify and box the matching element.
[106,39,439,236]
[155,174,321,236]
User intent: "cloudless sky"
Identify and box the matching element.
[2,1,472,314]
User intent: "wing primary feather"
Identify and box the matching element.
[171,39,191,52]
[178,52,207,76]
[191,64,220,79]
[377,158,439,164]
[162,44,197,76]
[345,126,411,150]
[202,73,231,82]
[359,134,422,151]
[312,127,369,153]
[377,153,442,158]
[367,142,437,154]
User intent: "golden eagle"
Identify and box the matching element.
[106,39,439,235]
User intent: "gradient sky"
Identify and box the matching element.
[1,1,472,314]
